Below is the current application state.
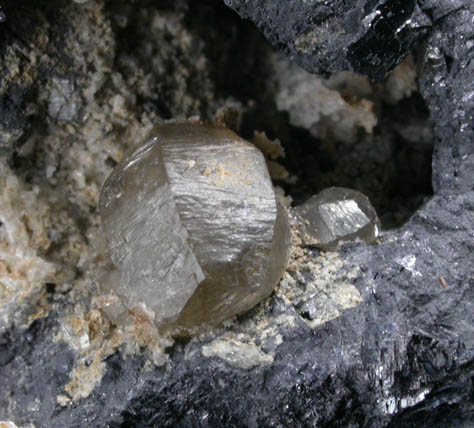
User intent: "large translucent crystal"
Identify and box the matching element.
[295,187,380,250]
[99,123,291,333]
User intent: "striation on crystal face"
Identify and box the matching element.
[99,122,291,333]
[295,187,380,250]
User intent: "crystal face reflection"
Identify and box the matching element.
[99,123,291,334]
[295,187,381,250]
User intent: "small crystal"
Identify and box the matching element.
[295,187,380,249]
[99,123,291,333]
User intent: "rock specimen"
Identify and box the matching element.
[1,1,474,427]
[224,0,431,80]
[99,122,291,333]
[295,187,380,249]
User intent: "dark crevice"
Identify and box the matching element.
[62,0,436,232]
[185,0,434,229]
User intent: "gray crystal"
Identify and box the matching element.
[295,187,380,250]
[99,123,291,333]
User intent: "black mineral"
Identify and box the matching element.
[224,0,431,80]
[0,0,473,427]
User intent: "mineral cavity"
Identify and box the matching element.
[295,187,380,250]
[99,123,291,333]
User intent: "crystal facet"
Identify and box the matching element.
[99,123,291,333]
[295,187,380,250]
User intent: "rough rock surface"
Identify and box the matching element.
[224,0,435,81]
[0,0,473,427]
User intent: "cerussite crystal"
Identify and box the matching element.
[295,187,380,250]
[99,123,290,333]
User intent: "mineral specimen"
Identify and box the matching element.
[99,122,291,333]
[295,187,380,249]
[224,0,430,80]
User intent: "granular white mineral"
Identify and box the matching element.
[99,122,291,334]
[295,187,380,250]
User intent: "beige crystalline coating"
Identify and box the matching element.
[99,123,291,333]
